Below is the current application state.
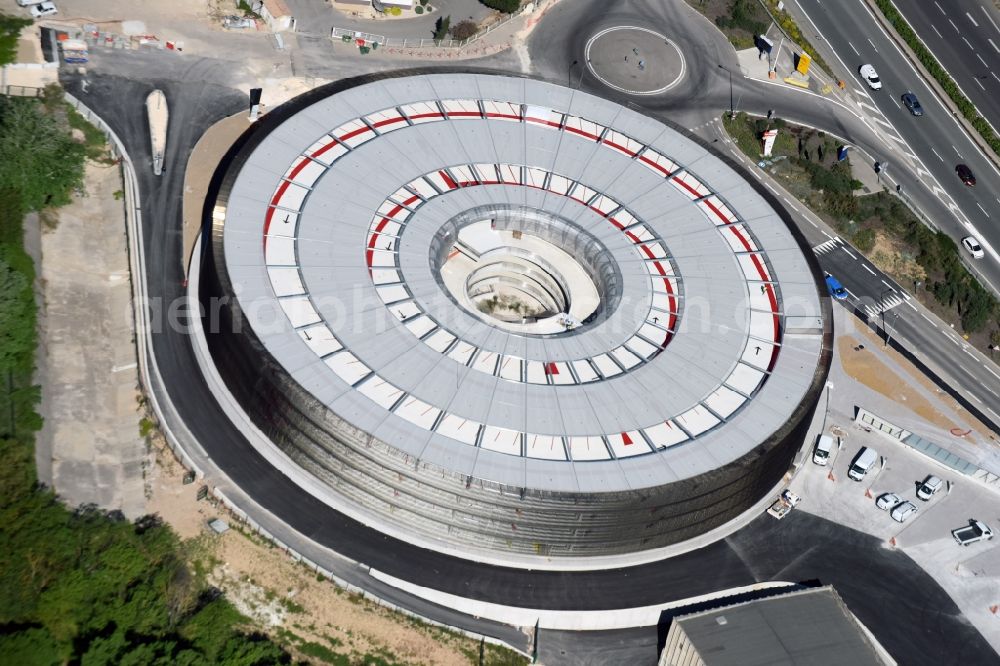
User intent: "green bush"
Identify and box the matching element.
[415,5,423,13]
[853,228,877,253]
[481,0,521,13]
[715,0,767,36]
[433,14,450,40]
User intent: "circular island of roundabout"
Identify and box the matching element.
[201,71,831,564]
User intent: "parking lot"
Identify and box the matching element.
[789,420,1000,647]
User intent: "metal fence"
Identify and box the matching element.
[331,1,532,50]
[2,85,43,98]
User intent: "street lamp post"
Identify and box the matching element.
[719,64,734,119]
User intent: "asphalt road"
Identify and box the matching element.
[61,53,998,664]
[892,0,1000,134]
[797,0,1000,296]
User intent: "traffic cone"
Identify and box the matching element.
[827,471,835,482]
[865,489,873,499]
[889,537,897,547]
[991,605,998,615]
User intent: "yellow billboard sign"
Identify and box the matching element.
[797,53,811,75]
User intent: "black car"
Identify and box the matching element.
[956,164,976,186]
[901,92,923,116]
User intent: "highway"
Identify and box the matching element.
[796,0,1000,295]
[57,1,1000,661]
[892,0,1000,134]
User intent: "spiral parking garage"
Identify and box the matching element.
[202,72,831,560]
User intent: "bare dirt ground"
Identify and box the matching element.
[145,437,489,665]
[838,321,994,447]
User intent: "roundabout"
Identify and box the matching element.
[584,26,686,95]
[202,71,830,563]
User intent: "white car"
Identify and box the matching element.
[876,492,901,510]
[962,236,984,259]
[891,500,917,523]
[916,474,943,501]
[30,1,57,17]
[859,64,882,90]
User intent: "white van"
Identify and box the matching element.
[848,446,878,481]
[813,435,834,466]
[916,475,943,501]
[16,0,45,6]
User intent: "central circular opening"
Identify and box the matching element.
[429,206,621,335]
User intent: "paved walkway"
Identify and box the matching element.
[35,162,148,518]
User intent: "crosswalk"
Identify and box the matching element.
[812,238,842,255]
[863,292,905,319]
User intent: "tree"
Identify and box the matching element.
[433,14,451,41]
[450,19,478,41]
[0,13,32,67]
[0,97,86,212]
[481,0,521,13]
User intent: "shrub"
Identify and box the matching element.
[450,19,478,41]
[481,0,521,13]
[715,0,767,36]
[433,14,450,40]
[853,228,877,253]
[415,5,423,13]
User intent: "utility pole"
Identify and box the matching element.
[718,64,734,119]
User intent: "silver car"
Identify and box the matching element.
[890,501,917,523]
[876,492,901,510]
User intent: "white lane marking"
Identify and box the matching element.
[934,0,946,14]
[849,41,860,55]
[765,182,779,194]
[952,144,964,157]
[842,246,857,259]
[993,71,1000,83]
[977,202,989,216]
[890,96,900,108]
[986,365,1000,381]
[963,36,975,49]
[975,78,986,90]
[967,12,979,27]
[932,24,943,38]
[821,229,833,240]
[782,197,799,212]
[950,18,960,32]
[867,38,878,52]
[989,407,999,418]
[880,279,895,290]
[862,264,876,275]
[983,5,1000,33]
[969,392,983,404]
[919,313,939,328]
[976,53,988,67]
[931,147,944,161]
[906,300,917,311]
[991,38,1000,53]
[987,386,1000,398]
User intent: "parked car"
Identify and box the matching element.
[859,64,882,90]
[876,492,901,510]
[916,474,943,501]
[825,274,848,300]
[222,15,254,29]
[952,519,994,546]
[901,92,923,116]
[962,236,985,259]
[849,446,878,481]
[890,500,917,523]
[956,163,976,186]
[813,435,834,466]
[16,0,46,6]
[29,1,56,17]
